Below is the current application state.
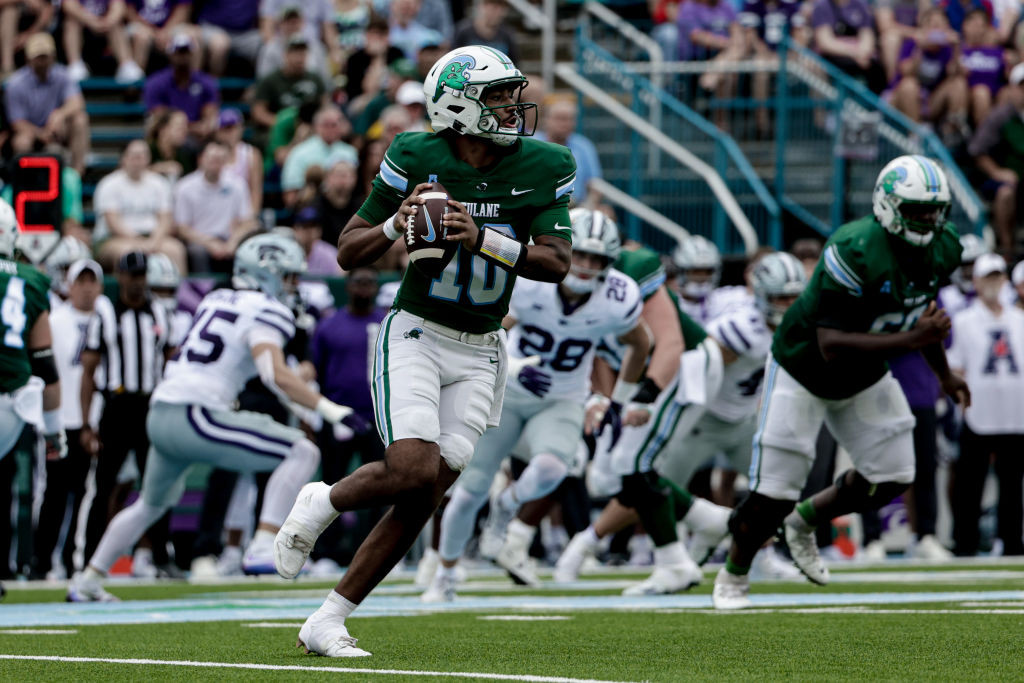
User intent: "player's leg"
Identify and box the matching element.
[423,406,526,601]
[952,425,990,556]
[784,373,916,581]
[296,322,502,657]
[993,435,1024,556]
[490,400,582,585]
[714,359,824,608]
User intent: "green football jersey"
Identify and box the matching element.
[0,258,51,393]
[357,132,575,333]
[614,246,707,351]
[772,215,962,399]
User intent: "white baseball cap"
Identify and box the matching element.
[1011,260,1024,287]
[396,80,426,106]
[66,258,102,285]
[1011,62,1024,87]
[974,252,1007,278]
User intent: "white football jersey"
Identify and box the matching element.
[507,268,643,401]
[677,285,753,325]
[705,301,773,422]
[152,288,296,410]
[50,301,93,430]
[939,282,1015,318]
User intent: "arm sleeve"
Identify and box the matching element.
[248,304,296,348]
[63,75,82,103]
[527,144,576,242]
[945,314,964,370]
[809,0,833,28]
[142,77,161,111]
[85,310,102,352]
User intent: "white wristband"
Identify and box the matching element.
[478,228,524,270]
[382,213,403,241]
[316,397,353,425]
[611,380,639,405]
[42,408,61,435]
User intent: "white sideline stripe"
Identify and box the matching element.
[477,616,573,621]
[0,654,633,683]
[960,601,1024,607]
[242,623,305,628]
[0,629,78,635]
[657,607,1024,616]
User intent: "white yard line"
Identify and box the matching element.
[0,629,78,635]
[477,616,573,621]
[0,654,633,683]
[242,623,306,628]
[663,607,1024,615]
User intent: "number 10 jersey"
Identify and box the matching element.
[152,288,297,410]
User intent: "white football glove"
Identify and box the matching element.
[315,397,353,425]
[507,354,541,377]
[44,430,68,460]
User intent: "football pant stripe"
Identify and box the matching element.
[372,310,397,444]
[748,357,779,492]
[631,383,680,472]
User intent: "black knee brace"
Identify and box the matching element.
[834,469,909,512]
[729,491,795,548]
[617,471,666,509]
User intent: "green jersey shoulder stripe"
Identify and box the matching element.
[823,244,863,297]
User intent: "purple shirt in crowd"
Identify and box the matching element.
[81,0,115,16]
[197,0,259,32]
[143,68,220,121]
[894,37,954,91]
[3,64,80,127]
[810,0,874,36]
[888,352,940,409]
[962,45,1005,93]
[310,307,387,421]
[130,0,188,27]
[677,0,738,60]
[306,240,342,276]
[739,0,804,50]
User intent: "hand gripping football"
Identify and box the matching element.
[406,181,457,278]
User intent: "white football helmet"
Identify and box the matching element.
[233,232,306,306]
[146,252,180,290]
[672,234,721,299]
[0,198,18,259]
[564,208,621,294]
[950,232,990,294]
[44,236,91,294]
[423,45,537,146]
[872,155,951,247]
[751,252,807,326]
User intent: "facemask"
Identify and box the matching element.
[682,279,714,300]
[563,272,600,294]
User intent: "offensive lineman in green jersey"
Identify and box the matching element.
[275,46,573,657]
[713,155,971,609]
[555,243,733,594]
[0,199,67,599]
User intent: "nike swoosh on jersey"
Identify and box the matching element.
[511,187,534,195]
[553,224,571,232]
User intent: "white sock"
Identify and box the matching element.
[133,547,152,561]
[439,485,488,562]
[88,500,167,574]
[784,509,814,533]
[682,497,728,532]
[83,566,105,581]
[653,541,688,567]
[507,518,536,545]
[320,589,358,619]
[582,525,600,544]
[437,564,457,580]
[510,453,568,504]
[251,529,275,547]
[260,439,321,528]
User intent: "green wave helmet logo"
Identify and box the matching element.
[882,167,908,194]
[433,55,476,103]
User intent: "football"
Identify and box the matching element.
[406,181,457,278]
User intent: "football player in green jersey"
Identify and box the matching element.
[713,155,972,609]
[0,201,67,600]
[275,46,574,657]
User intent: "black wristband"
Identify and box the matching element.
[632,377,662,404]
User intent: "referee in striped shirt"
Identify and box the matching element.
[80,251,173,576]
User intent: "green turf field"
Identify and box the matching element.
[2,560,1023,681]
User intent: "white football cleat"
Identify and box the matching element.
[479,490,517,560]
[415,548,440,588]
[242,538,277,575]
[912,534,953,560]
[217,546,244,576]
[861,539,886,562]
[712,567,751,609]
[275,482,339,580]
[420,568,457,603]
[751,544,802,580]
[553,530,599,583]
[495,534,540,587]
[66,572,119,603]
[684,500,732,566]
[784,518,829,585]
[622,562,702,596]
[131,548,158,579]
[297,611,371,657]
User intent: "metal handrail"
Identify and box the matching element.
[504,0,555,92]
[556,61,761,255]
[589,178,691,244]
